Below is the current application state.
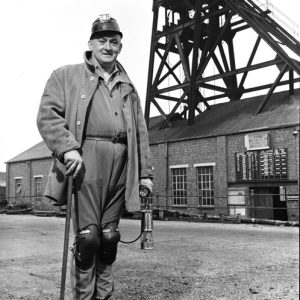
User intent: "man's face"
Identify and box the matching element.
[88,33,122,67]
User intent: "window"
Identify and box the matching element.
[171,168,187,206]
[34,176,43,201]
[15,178,22,197]
[197,166,214,206]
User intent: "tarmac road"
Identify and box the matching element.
[0,214,298,300]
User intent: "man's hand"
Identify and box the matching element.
[140,178,153,194]
[64,150,83,178]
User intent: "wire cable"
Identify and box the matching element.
[120,232,142,244]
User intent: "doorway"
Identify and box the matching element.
[250,187,288,221]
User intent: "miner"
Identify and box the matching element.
[37,14,153,300]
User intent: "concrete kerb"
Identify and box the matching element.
[1,208,299,227]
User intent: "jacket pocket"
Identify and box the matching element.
[44,157,68,206]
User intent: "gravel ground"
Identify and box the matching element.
[0,214,298,300]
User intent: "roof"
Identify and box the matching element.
[148,89,300,144]
[6,141,52,164]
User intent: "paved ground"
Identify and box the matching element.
[0,214,298,300]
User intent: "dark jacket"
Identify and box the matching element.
[37,52,153,212]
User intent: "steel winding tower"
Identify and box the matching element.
[144,0,300,129]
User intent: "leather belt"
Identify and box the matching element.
[85,133,127,145]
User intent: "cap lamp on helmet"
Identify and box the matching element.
[90,14,123,40]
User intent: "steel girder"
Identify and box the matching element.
[145,0,300,128]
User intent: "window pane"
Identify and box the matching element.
[197,166,214,206]
[34,177,43,201]
[15,179,22,197]
[171,168,187,205]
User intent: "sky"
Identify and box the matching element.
[0,0,299,172]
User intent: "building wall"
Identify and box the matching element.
[150,126,299,221]
[5,126,299,220]
[7,161,32,205]
[30,159,54,210]
[227,127,299,182]
[226,127,299,221]
[273,127,299,220]
[6,158,55,210]
[151,137,228,216]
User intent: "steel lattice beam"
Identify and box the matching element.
[145,0,300,128]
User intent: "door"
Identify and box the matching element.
[250,187,287,221]
[273,187,288,221]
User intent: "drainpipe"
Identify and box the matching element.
[6,163,10,203]
[28,161,32,205]
[165,141,169,210]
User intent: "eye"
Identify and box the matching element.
[111,40,119,46]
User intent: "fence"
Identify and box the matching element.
[1,192,299,222]
[256,0,299,38]
[140,191,299,222]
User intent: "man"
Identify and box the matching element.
[37,14,153,300]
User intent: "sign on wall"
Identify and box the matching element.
[245,132,270,150]
[235,148,288,181]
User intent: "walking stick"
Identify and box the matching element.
[60,175,73,300]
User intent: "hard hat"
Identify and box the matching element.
[90,14,123,39]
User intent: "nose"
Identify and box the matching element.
[104,41,112,50]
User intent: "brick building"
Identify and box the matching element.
[5,90,300,220]
[148,90,299,221]
[6,142,53,210]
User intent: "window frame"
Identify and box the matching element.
[14,177,22,197]
[195,163,215,207]
[34,175,43,201]
[170,165,188,207]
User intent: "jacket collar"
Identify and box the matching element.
[84,51,132,86]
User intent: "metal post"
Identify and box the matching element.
[237,213,241,224]
[188,0,201,125]
[144,3,159,127]
[219,213,224,223]
[250,189,255,218]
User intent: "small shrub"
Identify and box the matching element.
[6,201,31,210]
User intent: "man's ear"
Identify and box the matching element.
[88,40,93,50]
